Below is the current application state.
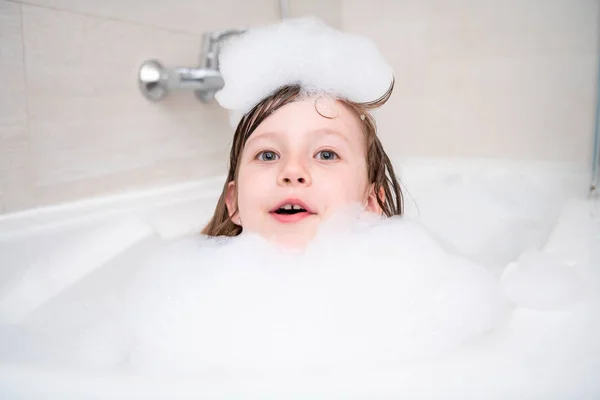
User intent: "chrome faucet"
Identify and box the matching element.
[138,28,246,103]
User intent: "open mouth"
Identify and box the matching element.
[270,201,315,223]
[274,204,308,215]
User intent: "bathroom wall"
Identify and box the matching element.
[1,0,598,215]
[0,0,341,214]
[343,0,600,163]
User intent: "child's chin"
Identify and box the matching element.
[268,229,317,250]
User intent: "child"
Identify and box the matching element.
[202,18,403,248]
[6,21,507,377]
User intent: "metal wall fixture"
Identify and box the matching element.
[138,29,246,103]
[138,1,290,103]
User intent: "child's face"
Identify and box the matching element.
[226,98,381,248]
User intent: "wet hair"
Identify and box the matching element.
[202,81,403,237]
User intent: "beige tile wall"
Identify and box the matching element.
[0,0,598,214]
[0,1,34,213]
[0,0,341,214]
[18,0,342,33]
[343,0,600,162]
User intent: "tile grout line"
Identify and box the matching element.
[5,0,205,37]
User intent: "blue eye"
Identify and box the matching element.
[257,150,279,162]
[315,150,338,161]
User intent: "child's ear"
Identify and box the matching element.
[365,183,384,215]
[225,181,241,225]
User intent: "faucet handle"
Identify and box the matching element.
[138,27,247,103]
[201,28,247,70]
[209,28,247,42]
[139,60,168,101]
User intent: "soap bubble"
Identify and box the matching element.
[216,17,394,128]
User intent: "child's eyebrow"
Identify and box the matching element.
[248,128,349,144]
[310,128,350,143]
[245,131,279,146]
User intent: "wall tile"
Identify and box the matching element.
[0,0,36,212]
[343,0,600,163]
[6,0,597,212]
[0,131,37,212]
[22,5,232,205]
[12,0,337,34]
[33,151,227,206]
[290,0,342,29]
[0,0,27,132]
[2,0,342,212]
[18,0,278,33]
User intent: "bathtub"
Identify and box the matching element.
[0,158,597,398]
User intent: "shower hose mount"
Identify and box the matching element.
[138,29,246,103]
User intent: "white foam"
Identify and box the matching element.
[1,163,598,397]
[501,251,584,310]
[117,211,508,375]
[216,17,394,126]
[0,218,153,325]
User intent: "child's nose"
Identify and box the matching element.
[281,176,308,185]
[278,160,312,186]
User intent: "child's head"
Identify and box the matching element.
[203,82,403,248]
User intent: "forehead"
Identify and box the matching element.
[251,98,364,142]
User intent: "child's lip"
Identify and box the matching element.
[269,198,315,214]
[269,198,316,224]
[270,210,314,224]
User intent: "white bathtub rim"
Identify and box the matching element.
[0,176,226,241]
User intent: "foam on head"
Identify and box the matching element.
[216,17,394,128]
